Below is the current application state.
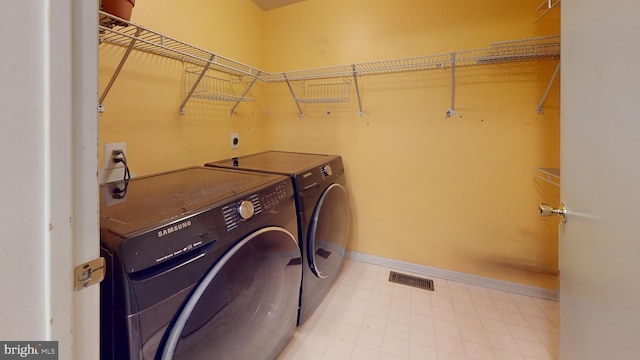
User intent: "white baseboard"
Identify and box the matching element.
[346,251,559,301]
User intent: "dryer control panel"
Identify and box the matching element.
[298,158,344,192]
[320,164,333,178]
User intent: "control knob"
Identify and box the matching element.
[237,200,255,220]
[321,165,333,178]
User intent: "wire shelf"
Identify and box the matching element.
[191,93,253,102]
[295,78,351,104]
[474,36,561,64]
[98,10,559,116]
[184,68,255,103]
[266,35,559,82]
[99,11,267,81]
[99,10,558,85]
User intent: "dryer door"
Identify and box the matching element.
[308,183,350,279]
[158,227,301,360]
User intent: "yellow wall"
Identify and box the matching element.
[99,0,268,176]
[98,0,561,289]
[261,0,561,289]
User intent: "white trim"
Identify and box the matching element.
[71,0,100,359]
[45,0,75,353]
[43,0,53,339]
[346,251,559,301]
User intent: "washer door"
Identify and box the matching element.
[158,227,301,360]
[308,183,350,278]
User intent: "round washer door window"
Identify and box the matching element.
[308,183,350,278]
[159,227,301,360]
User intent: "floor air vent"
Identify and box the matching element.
[388,271,434,291]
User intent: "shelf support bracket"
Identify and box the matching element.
[535,0,561,22]
[179,54,216,115]
[284,74,304,118]
[99,27,143,113]
[446,52,456,118]
[537,60,561,114]
[351,64,364,117]
[229,71,261,117]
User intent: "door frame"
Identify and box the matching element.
[48,1,99,358]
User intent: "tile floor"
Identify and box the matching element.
[277,259,559,360]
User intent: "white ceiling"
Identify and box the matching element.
[251,0,307,10]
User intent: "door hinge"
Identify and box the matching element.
[74,257,106,290]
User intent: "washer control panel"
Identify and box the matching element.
[222,181,290,232]
[111,176,294,274]
[262,182,288,210]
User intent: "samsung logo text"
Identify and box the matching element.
[158,220,192,238]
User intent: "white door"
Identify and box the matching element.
[0,1,99,359]
[560,1,640,359]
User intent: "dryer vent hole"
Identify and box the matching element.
[388,271,434,291]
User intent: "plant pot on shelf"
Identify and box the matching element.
[102,0,136,24]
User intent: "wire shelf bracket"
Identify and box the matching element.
[99,27,142,113]
[351,65,364,117]
[537,61,561,114]
[180,55,215,115]
[229,71,261,117]
[534,167,560,187]
[446,52,456,118]
[535,0,561,22]
[283,74,305,118]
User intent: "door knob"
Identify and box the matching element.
[539,203,567,223]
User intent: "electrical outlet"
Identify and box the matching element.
[230,133,239,149]
[103,184,127,206]
[104,142,126,170]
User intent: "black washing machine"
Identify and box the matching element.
[100,166,301,360]
[205,151,350,325]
